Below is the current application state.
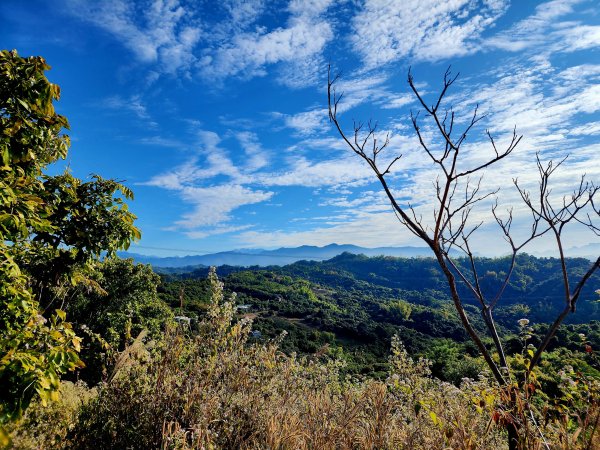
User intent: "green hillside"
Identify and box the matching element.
[158,253,600,380]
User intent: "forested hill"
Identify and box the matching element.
[158,252,600,379]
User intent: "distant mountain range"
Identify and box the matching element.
[560,243,600,262]
[119,244,445,268]
[120,242,599,269]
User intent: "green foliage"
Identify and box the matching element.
[0,49,140,431]
[7,381,95,450]
[425,340,487,385]
[65,271,509,450]
[158,253,600,383]
[70,258,173,383]
[4,270,597,449]
[382,299,412,321]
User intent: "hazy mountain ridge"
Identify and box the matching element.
[120,241,599,269]
[120,243,446,268]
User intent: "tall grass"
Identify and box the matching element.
[9,268,599,449]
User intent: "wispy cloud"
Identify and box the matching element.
[185,224,254,240]
[73,0,598,251]
[65,0,338,87]
[236,208,416,249]
[144,130,243,189]
[138,135,184,148]
[556,24,600,52]
[351,0,509,69]
[144,128,277,237]
[147,161,275,237]
[235,131,270,172]
[276,72,416,136]
[483,0,600,65]
[98,94,150,119]
[486,0,586,52]
[278,109,329,136]
[257,155,373,188]
[175,184,273,229]
[66,0,200,76]
[198,0,334,86]
[454,60,600,140]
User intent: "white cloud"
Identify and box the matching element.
[450,59,600,146]
[351,0,508,68]
[236,209,417,249]
[98,94,152,121]
[144,159,195,190]
[569,122,600,136]
[66,0,201,75]
[393,60,600,222]
[319,190,390,211]
[144,130,247,189]
[193,0,336,86]
[143,128,278,237]
[85,1,598,251]
[185,224,254,239]
[487,0,600,55]
[281,109,329,136]
[276,54,328,89]
[277,72,415,136]
[236,140,600,253]
[235,131,270,172]
[556,24,600,51]
[288,0,335,18]
[176,184,273,228]
[257,155,373,188]
[304,46,600,254]
[138,135,184,148]
[380,93,414,110]
[221,0,266,31]
[71,0,334,85]
[487,0,580,50]
[284,136,350,154]
[198,11,333,84]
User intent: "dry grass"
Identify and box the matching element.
[9,269,599,450]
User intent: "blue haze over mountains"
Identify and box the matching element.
[121,244,449,268]
[120,242,600,269]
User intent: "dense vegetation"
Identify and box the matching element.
[8,269,600,449]
[0,50,140,444]
[157,253,600,381]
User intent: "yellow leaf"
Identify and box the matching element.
[429,411,438,425]
[39,377,51,389]
[0,424,12,448]
[55,309,66,321]
[72,336,82,352]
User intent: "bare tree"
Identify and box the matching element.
[328,66,600,449]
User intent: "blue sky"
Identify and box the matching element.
[1,0,599,257]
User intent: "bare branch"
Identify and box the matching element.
[454,128,522,179]
[529,256,600,371]
[330,66,600,390]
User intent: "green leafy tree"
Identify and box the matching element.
[70,258,173,383]
[0,49,140,436]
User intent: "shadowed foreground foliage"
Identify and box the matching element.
[8,270,599,450]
